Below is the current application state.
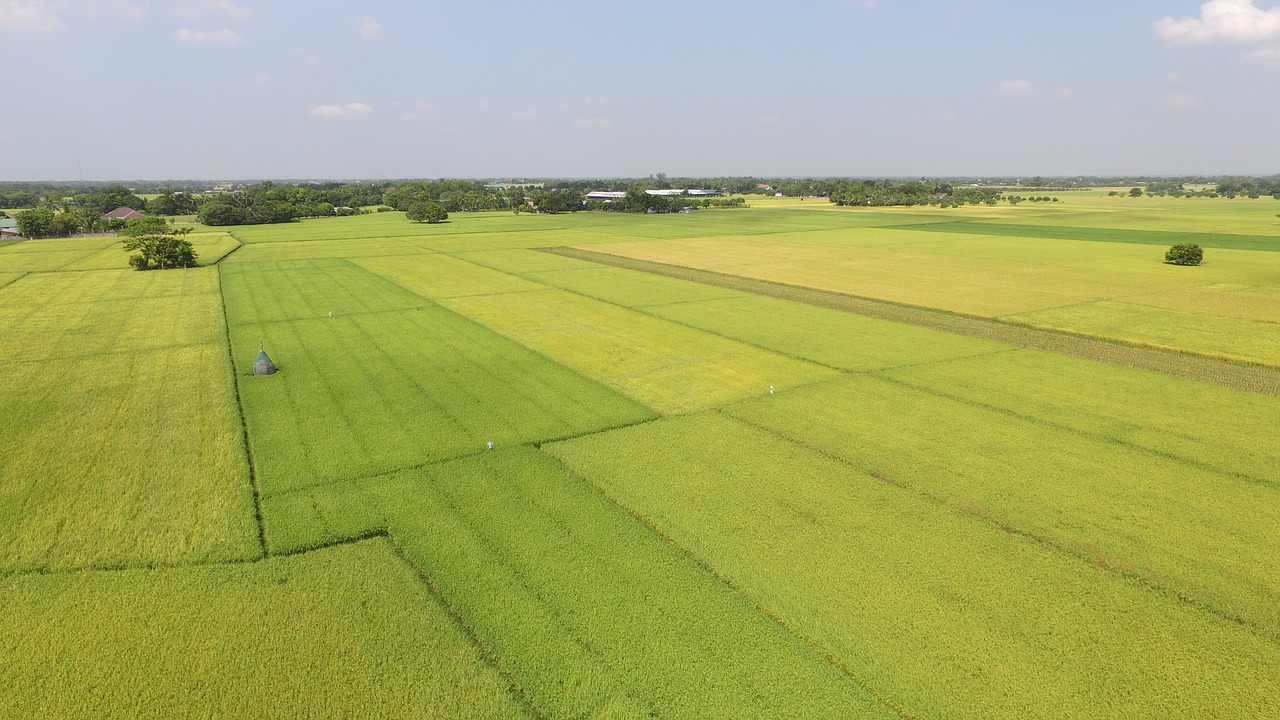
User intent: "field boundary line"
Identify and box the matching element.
[260,414,662,501]
[0,272,26,290]
[539,448,919,720]
[379,530,548,720]
[721,410,1280,646]
[211,233,245,265]
[541,246,1280,397]
[867,368,1280,491]
[217,264,268,557]
[264,528,547,718]
[879,219,1280,252]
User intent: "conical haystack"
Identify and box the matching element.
[253,349,277,376]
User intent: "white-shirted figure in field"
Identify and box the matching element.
[487,440,494,450]
[769,385,774,394]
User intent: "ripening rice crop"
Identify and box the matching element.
[546,413,1280,718]
[222,260,654,494]
[438,286,836,414]
[0,539,530,719]
[262,448,895,719]
[0,268,257,572]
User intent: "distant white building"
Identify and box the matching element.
[586,191,627,200]
[644,189,722,197]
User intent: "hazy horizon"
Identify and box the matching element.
[4,0,1279,180]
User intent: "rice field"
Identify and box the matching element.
[3,196,1278,716]
[0,539,530,718]
[0,267,257,573]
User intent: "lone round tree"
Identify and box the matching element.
[1165,243,1203,266]
[406,200,448,224]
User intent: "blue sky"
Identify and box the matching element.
[3,0,1278,179]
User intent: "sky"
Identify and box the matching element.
[2,0,1279,180]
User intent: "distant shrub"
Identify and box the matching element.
[1165,243,1203,266]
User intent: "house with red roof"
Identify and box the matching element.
[102,206,145,221]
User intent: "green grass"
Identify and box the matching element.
[262,448,894,719]
[0,268,257,572]
[546,413,1280,718]
[222,260,654,494]
[0,538,530,719]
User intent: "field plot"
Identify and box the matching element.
[999,194,1280,236]
[0,539,529,719]
[439,287,836,414]
[223,260,653,494]
[0,236,122,273]
[582,221,1280,363]
[354,252,545,299]
[263,449,893,719]
[885,349,1280,484]
[4,198,1279,716]
[725,374,1280,633]
[546,414,1280,718]
[484,251,1008,371]
[897,219,1280,252]
[0,268,257,572]
[61,231,242,271]
[1004,299,1280,365]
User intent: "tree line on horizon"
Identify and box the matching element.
[4,175,1278,236]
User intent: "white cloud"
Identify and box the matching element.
[1161,91,1204,109]
[0,1,66,32]
[291,45,321,66]
[997,79,1073,101]
[755,113,781,126]
[1153,0,1280,45]
[511,108,538,120]
[358,16,381,41]
[400,101,439,122]
[1167,71,1184,83]
[175,27,243,44]
[1246,44,1280,67]
[309,102,373,118]
[80,0,146,21]
[173,0,251,21]
[998,79,1035,94]
[571,115,611,129]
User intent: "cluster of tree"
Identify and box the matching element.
[1006,196,1060,204]
[522,189,586,214]
[195,181,387,226]
[828,180,1004,208]
[582,190,747,214]
[144,189,201,215]
[1165,243,1203,266]
[385,180,529,213]
[13,206,130,237]
[120,218,197,270]
[406,200,449,223]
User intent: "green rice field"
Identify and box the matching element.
[2,193,1278,716]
